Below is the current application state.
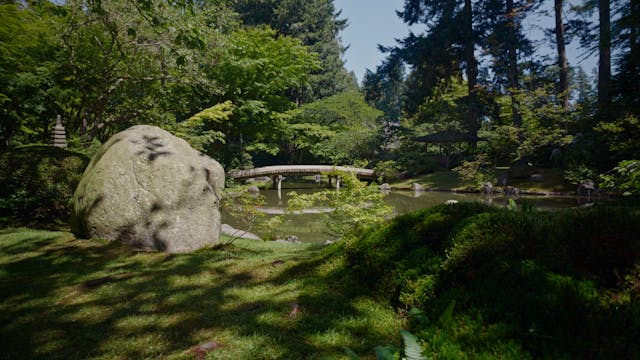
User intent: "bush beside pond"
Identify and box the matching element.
[344,203,640,358]
[0,145,89,225]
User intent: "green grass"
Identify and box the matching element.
[390,171,471,190]
[6,204,638,359]
[0,229,402,359]
[495,167,575,193]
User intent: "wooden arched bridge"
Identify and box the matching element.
[227,165,376,189]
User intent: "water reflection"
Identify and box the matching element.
[222,188,605,244]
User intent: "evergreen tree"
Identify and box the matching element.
[480,0,537,128]
[397,0,481,143]
[612,0,640,112]
[598,0,612,112]
[555,0,570,110]
[362,54,405,146]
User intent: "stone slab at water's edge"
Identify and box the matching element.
[72,125,225,253]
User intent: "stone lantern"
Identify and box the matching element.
[52,115,67,148]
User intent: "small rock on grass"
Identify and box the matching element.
[187,341,223,359]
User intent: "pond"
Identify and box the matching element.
[222,184,601,244]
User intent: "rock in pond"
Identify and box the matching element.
[72,125,225,253]
[247,185,260,196]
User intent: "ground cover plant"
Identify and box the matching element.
[344,203,640,358]
[0,229,402,359]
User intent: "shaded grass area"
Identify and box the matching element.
[344,203,640,358]
[0,229,402,359]
[494,167,575,193]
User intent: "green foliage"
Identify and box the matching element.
[564,163,598,185]
[0,146,89,224]
[231,0,353,102]
[374,160,403,183]
[400,329,427,360]
[343,203,640,358]
[453,154,496,189]
[222,184,288,242]
[600,160,640,196]
[362,56,405,148]
[408,80,467,131]
[173,101,234,152]
[0,2,64,147]
[484,125,520,166]
[595,115,640,163]
[346,329,425,360]
[207,26,319,165]
[287,172,392,239]
[344,202,494,304]
[214,27,319,105]
[488,86,573,164]
[0,1,328,169]
[286,91,383,164]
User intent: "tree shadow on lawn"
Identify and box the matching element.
[0,230,401,359]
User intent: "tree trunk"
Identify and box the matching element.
[555,0,570,111]
[629,0,639,80]
[464,0,480,146]
[598,0,611,112]
[506,0,522,127]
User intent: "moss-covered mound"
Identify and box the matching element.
[0,145,89,225]
[344,203,640,358]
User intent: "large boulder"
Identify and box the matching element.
[72,125,225,253]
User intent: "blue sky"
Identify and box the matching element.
[334,0,412,82]
[334,0,597,84]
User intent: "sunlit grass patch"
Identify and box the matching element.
[391,171,471,190]
[0,228,402,359]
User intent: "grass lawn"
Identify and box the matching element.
[0,229,402,359]
[390,171,472,191]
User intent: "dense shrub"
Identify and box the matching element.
[344,203,640,358]
[0,145,89,225]
[373,160,402,182]
[344,202,495,303]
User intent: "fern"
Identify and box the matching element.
[400,330,427,360]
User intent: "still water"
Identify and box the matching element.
[222,185,596,244]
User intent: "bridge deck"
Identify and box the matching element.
[228,165,375,180]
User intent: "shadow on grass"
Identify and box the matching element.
[0,229,401,359]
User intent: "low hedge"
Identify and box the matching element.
[0,145,89,225]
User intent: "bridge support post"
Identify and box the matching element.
[335,176,341,191]
[271,175,285,190]
[274,175,284,200]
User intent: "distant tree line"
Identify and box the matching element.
[362,0,639,190]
